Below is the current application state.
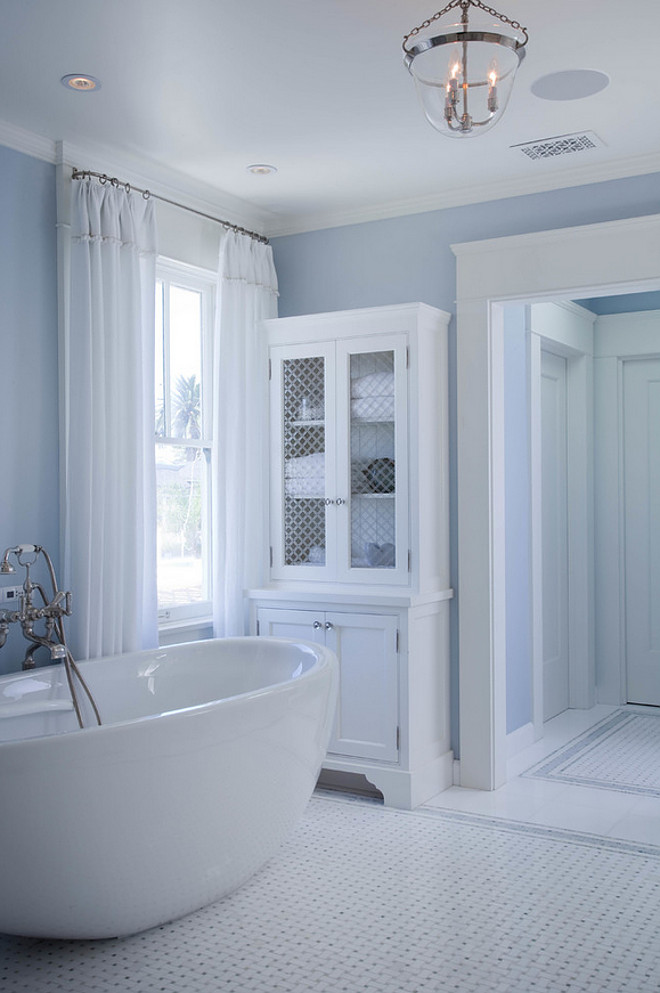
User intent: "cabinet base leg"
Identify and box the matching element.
[321,751,454,810]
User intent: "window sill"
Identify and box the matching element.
[158,616,214,647]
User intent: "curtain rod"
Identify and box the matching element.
[71,168,269,245]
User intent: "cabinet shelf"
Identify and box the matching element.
[351,418,394,426]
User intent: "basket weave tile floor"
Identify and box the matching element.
[2,792,659,993]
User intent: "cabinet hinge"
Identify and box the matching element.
[268,358,272,380]
[396,628,400,653]
[270,546,273,567]
[406,346,410,369]
[408,550,411,572]
[396,726,401,751]
[256,619,260,635]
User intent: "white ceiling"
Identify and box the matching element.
[0,0,659,236]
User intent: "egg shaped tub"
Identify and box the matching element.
[0,637,337,939]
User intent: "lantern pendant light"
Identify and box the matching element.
[403,0,528,137]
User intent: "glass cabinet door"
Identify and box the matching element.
[276,349,332,575]
[337,335,408,586]
[270,335,407,585]
[348,350,396,569]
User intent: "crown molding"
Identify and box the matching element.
[57,140,278,237]
[0,119,56,163]
[1,117,659,242]
[0,119,277,237]
[264,151,660,238]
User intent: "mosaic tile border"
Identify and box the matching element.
[316,791,660,860]
[522,709,660,797]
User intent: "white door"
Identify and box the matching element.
[623,358,660,705]
[541,350,570,720]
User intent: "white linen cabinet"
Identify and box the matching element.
[248,303,453,808]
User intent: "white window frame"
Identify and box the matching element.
[155,257,216,629]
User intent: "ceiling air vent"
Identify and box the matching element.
[512,131,604,161]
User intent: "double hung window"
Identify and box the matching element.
[154,260,214,625]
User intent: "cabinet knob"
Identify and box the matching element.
[324,498,335,506]
[313,620,323,630]
[325,621,333,631]
[335,497,346,506]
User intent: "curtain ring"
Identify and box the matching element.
[99,174,108,185]
[124,182,131,194]
[142,189,151,200]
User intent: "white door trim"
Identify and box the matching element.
[528,303,595,739]
[594,311,660,706]
[453,213,660,790]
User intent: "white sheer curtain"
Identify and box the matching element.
[212,231,278,636]
[62,180,158,659]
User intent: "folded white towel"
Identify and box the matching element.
[285,477,325,498]
[351,371,394,399]
[284,453,325,478]
[351,396,395,422]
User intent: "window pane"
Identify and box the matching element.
[155,281,165,437]
[169,286,202,440]
[156,443,208,608]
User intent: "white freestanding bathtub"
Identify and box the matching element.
[0,637,337,939]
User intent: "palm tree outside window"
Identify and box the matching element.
[155,261,215,625]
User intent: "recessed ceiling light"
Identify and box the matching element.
[246,164,277,176]
[61,74,101,92]
[531,70,609,101]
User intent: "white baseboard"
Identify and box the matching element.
[506,721,535,759]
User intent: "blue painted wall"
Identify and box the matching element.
[0,146,59,673]
[576,290,660,315]
[272,171,660,751]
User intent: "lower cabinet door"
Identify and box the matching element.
[325,611,399,763]
[255,606,400,764]
[255,607,325,645]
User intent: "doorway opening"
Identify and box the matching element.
[453,211,660,790]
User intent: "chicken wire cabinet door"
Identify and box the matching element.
[268,334,408,586]
[336,336,408,586]
[269,342,337,582]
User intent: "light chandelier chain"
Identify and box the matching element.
[403,0,528,52]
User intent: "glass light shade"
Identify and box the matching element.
[405,16,526,137]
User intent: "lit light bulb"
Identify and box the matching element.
[445,59,460,118]
[487,61,499,113]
